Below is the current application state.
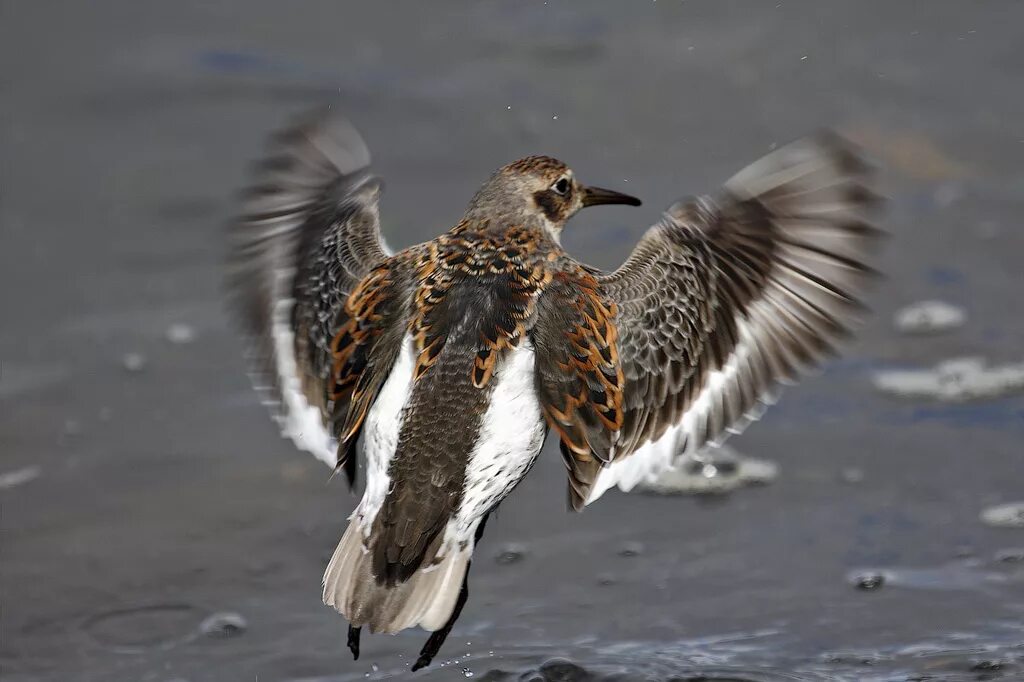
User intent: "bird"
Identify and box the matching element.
[226,109,880,670]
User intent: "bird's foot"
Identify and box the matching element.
[411,629,448,672]
[347,625,361,660]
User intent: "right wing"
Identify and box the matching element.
[537,133,881,508]
[226,109,397,474]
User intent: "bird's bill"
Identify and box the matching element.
[581,186,642,207]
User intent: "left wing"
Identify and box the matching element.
[226,109,393,472]
[538,133,881,508]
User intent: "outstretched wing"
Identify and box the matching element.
[226,109,395,473]
[541,133,881,508]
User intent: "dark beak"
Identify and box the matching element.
[581,185,642,208]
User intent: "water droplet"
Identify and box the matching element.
[463,668,474,677]
[852,572,885,590]
[371,664,379,672]
[552,115,558,120]
[166,323,196,344]
[198,611,247,637]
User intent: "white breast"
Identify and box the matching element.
[451,342,547,540]
[354,333,416,531]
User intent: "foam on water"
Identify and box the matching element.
[0,465,41,490]
[893,300,966,335]
[981,502,1024,528]
[872,357,1024,402]
[636,445,778,496]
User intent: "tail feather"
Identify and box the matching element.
[323,520,471,634]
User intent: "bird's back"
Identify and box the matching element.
[325,222,553,634]
[366,223,554,581]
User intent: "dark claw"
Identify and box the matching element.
[412,513,488,671]
[411,650,434,672]
[347,624,361,660]
[409,626,446,667]
[411,560,473,671]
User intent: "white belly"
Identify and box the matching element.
[354,333,416,530]
[355,338,545,543]
[451,342,546,539]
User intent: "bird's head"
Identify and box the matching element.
[464,155,641,241]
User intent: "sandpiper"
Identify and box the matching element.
[226,110,879,669]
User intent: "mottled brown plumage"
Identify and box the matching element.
[412,223,554,387]
[226,111,880,668]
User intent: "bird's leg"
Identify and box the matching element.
[411,513,489,672]
[411,564,470,671]
[347,624,361,660]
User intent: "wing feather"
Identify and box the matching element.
[580,133,881,504]
[226,109,394,471]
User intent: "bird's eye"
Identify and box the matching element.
[552,178,570,196]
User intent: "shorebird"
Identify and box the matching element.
[226,110,879,669]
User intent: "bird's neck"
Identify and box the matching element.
[452,212,562,245]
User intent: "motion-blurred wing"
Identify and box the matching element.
[577,133,881,505]
[226,110,391,469]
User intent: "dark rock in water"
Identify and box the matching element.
[993,548,1024,563]
[970,658,1006,672]
[198,611,247,637]
[495,543,526,565]
[531,659,593,681]
[476,671,515,681]
[821,651,883,666]
[852,572,885,590]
